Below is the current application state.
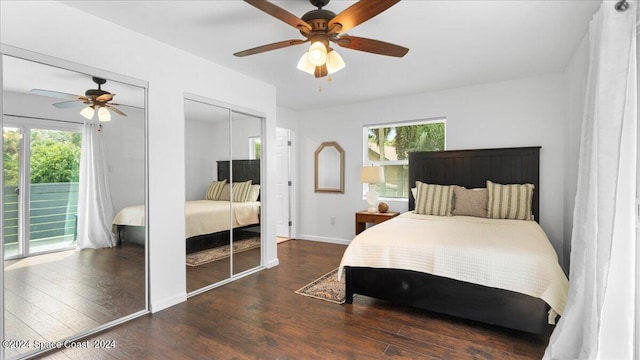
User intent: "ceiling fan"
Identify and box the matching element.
[30,77,127,122]
[234,0,409,78]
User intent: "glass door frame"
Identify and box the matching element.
[1,44,150,360]
[4,118,83,260]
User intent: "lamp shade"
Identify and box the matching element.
[80,106,95,120]
[361,166,385,184]
[326,49,345,74]
[98,107,111,122]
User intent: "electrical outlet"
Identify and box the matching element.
[330,217,336,225]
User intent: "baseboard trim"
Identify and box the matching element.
[151,292,187,313]
[265,258,279,268]
[296,235,351,245]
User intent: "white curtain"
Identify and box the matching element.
[544,1,637,359]
[76,123,116,249]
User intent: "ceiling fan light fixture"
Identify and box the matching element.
[98,107,112,122]
[307,41,328,66]
[326,49,345,74]
[297,53,316,75]
[80,106,95,120]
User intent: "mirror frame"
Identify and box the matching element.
[314,141,345,193]
[0,44,150,359]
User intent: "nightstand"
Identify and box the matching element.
[355,210,400,235]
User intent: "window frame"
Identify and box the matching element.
[362,117,446,201]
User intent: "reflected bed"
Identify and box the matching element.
[113,159,261,253]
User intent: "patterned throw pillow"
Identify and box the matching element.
[219,184,231,201]
[486,180,534,221]
[414,181,453,216]
[231,180,253,202]
[205,180,227,200]
[451,186,488,218]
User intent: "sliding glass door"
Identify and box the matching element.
[3,123,81,259]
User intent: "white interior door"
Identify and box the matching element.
[275,128,290,238]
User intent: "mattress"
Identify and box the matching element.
[112,200,260,238]
[338,212,569,323]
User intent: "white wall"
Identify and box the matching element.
[1,1,278,312]
[185,119,217,201]
[296,73,569,267]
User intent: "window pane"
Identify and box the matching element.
[364,120,445,199]
[375,164,409,198]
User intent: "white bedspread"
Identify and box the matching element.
[338,212,568,323]
[112,200,260,238]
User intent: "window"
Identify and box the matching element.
[363,118,446,199]
[249,136,261,160]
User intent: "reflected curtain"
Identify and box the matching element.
[544,1,637,359]
[77,123,116,249]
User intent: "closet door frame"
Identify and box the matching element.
[184,92,266,298]
[0,44,150,360]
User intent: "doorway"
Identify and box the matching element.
[275,127,293,242]
[3,121,82,259]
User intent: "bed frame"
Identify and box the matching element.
[344,146,551,334]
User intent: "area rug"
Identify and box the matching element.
[186,237,260,266]
[295,268,345,304]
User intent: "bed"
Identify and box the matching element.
[340,147,569,334]
[113,159,261,253]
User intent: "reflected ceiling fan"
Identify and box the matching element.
[30,77,127,122]
[234,0,409,78]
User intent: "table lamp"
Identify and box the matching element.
[361,166,385,212]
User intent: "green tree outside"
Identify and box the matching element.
[3,129,81,185]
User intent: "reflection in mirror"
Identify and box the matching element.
[184,98,232,293]
[231,110,262,275]
[184,98,264,295]
[2,54,147,358]
[315,142,345,193]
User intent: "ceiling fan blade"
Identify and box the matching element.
[234,39,307,57]
[51,100,86,109]
[244,0,312,33]
[105,104,127,116]
[96,93,114,102]
[328,0,400,34]
[30,89,84,101]
[335,35,409,57]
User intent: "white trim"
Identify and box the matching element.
[296,235,351,245]
[151,293,188,313]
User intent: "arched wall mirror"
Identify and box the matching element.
[314,141,345,193]
[1,47,148,359]
[184,94,263,295]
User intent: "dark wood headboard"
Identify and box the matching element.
[408,147,540,221]
[217,160,261,185]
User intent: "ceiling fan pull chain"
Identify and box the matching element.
[318,79,322,92]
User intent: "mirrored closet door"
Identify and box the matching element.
[184,95,263,295]
[1,49,148,359]
[230,110,262,275]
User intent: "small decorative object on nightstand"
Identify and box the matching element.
[378,202,389,213]
[355,210,399,235]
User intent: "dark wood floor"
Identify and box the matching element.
[4,243,146,359]
[36,240,551,359]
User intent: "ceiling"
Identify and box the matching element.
[58,1,600,111]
